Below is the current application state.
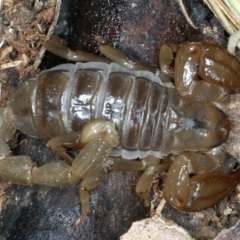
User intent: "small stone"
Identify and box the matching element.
[223,206,232,215]
[200,226,217,239]
[228,216,239,227]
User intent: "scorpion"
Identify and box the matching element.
[0,39,240,226]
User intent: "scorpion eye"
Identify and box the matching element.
[189,118,205,130]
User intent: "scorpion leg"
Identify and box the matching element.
[69,119,118,225]
[0,107,15,142]
[47,119,119,225]
[159,43,179,78]
[0,138,12,159]
[163,151,240,211]
[47,131,82,165]
[99,44,158,74]
[76,165,109,226]
[111,156,172,206]
[43,40,111,63]
[0,119,119,225]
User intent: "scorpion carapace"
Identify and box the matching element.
[0,40,240,226]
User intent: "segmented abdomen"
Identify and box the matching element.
[8,62,228,159]
[39,62,176,159]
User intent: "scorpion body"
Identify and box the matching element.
[0,40,240,226]
[7,62,228,159]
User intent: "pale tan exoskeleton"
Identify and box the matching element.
[0,39,240,226]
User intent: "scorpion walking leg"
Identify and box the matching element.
[68,119,118,225]
[159,43,179,78]
[43,40,111,63]
[163,151,240,211]
[99,44,158,74]
[76,165,109,226]
[47,131,82,165]
[112,156,172,206]
[0,120,119,225]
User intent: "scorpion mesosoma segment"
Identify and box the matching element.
[0,40,240,226]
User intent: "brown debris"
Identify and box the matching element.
[0,181,10,215]
[0,1,59,83]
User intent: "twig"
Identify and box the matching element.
[176,0,198,29]
[0,60,23,70]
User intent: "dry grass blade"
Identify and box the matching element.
[177,0,240,35]
[227,30,240,54]
[203,0,240,34]
[176,0,198,29]
[0,0,3,12]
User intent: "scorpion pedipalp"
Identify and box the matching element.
[160,42,240,103]
[163,153,240,211]
[199,42,240,88]
[173,43,231,102]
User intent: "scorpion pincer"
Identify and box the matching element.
[0,40,240,226]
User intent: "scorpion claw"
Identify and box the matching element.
[161,42,240,102]
[163,153,240,211]
[183,169,240,211]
